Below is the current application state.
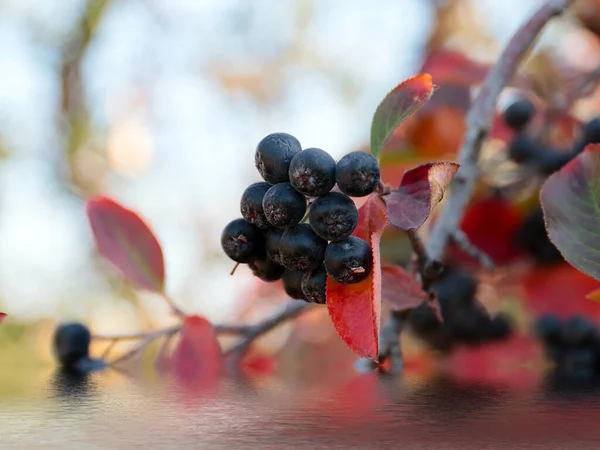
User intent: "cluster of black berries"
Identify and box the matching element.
[535,314,600,379]
[503,98,600,174]
[221,133,381,304]
[408,268,512,352]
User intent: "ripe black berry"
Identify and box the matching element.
[221,218,265,263]
[255,133,302,184]
[248,256,285,282]
[487,313,512,340]
[54,322,91,367]
[583,117,600,144]
[534,314,563,346]
[308,192,358,242]
[335,151,380,197]
[432,268,477,313]
[240,182,272,230]
[282,269,306,300]
[288,147,336,197]
[301,265,327,304]
[262,182,306,228]
[562,316,596,347]
[279,223,327,272]
[265,228,284,265]
[449,307,489,343]
[508,135,538,163]
[502,98,535,131]
[409,301,441,332]
[324,236,372,284]
[514,208,562,265]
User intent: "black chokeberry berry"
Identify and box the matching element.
[514,207,562,265]
[265,228,284,265]
[487,313,512,340]
[534,314,563,346]
[248,256,285,282]
[240,182,272,230]
[54,322,91,367]
[324,236,372,284]
[279,223,327,272]
[308,192,358,242]
[255,133,302,184]
[562,316,596,347]
[282,269,306,300]
[563,348,596,379]
[335,151,380,197]
[432,267,477,313]
[288,148,336,197]
[508,135,538,163]
[301,265,327,304]
[409,301,441,332]
[582,117,600,144]
[221,218,265,263]
[262,182,306,228]
[449,307,489,343]
[502,98,535,131]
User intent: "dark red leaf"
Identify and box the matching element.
[370,74,435,158]
[0,312,5,325]
[326,194,388,360]
[87,196,165,293]
[541,144,600,280]
[381,265,425,312]
[421,49,489,87]
[386,162,459,230]
[172,315,222,387]
[522,263,600,319]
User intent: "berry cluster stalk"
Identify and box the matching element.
[379,0,577,372]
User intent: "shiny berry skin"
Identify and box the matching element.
[248,256,285,282]
[288,148,336,197]
[255,133,302,184]
[221,218,265,263]
[534,314,563,346]
[324,236,372,284]
[265,228,284,265]
[583,117,600,144]
[301,265,327,304]
[282,269,306,300]
[54,322,91,367]
[502,98,535,131]
[262,182,306,228]
[335,151,380,197]
[240,182,272,230]
[308,192,358,242]
[279,223,327,272]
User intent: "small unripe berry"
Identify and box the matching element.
[335,151,380,197]
[301,265,327,304]
[324,236,372,284]
[255,133,302,184]
[54,322,91,367]
[241,182,272,230]
[262,183,306,228]
[282,269,306,300]
[265,228,284,265]
[289,148,336,197]
[279,223,327,272]
[502,98,535,131]
[248,256,285,282]
[221,218,265,263]
[308,192,358,242]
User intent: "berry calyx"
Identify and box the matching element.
[255,133,302,184]
[282,269,306,300]
[54,322,91,367]
[221,218,265,263]
[301,265,327,304]
[335,151,380,197]
[308,192,358,242]
[262,182,306,228]
[279,223,327,272]
[324,236,372,284]
[248,256,285,282]
[240,182,272,230]
[502,98,535,131]
[289,147,336,197]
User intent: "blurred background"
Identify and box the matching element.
[1,0,599,374]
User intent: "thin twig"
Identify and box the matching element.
[163,294,186,319]
[450,229,495,272]
[107,324,181,366]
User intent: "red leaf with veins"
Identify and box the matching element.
[381,265,426,312]
[172,315,222,388]
[87,196,165,293]
[0,312,6,325]
[541,144,600,280]
[386,162,459,230]
[326,194,388,361]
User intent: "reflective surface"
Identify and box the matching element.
[3,366,600,449]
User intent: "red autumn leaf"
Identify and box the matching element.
[370,74,435,158]
[87,196,165,293]
[521,263,600,319]
[172,315,222,387]
[421,49,489,87]
[386,162,459,231]
[381,265,426,312]
[541,144,600,280]
[326,194,388,361]
[0,312,5,325]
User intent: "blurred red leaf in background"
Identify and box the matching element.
[0,312,6,325]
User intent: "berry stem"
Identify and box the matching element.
[450,230,495,272]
